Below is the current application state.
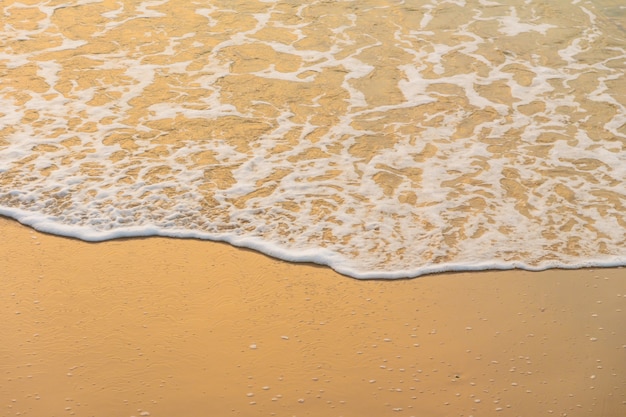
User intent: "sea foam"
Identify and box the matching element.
[1,0,625,278]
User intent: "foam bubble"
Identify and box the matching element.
[1,0,625,279]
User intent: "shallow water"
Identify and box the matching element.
[1,0,625,278]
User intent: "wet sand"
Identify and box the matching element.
[1,215,625,417]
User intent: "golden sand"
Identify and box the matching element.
[1,216,625,416]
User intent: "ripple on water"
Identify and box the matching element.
[0,0,624,278]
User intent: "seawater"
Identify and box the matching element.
[1,0,625,278]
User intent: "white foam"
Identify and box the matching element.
[1,0,625,279]
[498,7,556,36]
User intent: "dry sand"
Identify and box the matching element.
[1,215,625,417]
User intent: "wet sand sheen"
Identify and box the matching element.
[2,216,625,416]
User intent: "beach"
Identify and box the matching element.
[2,216,625,416]
[1,1,626,415]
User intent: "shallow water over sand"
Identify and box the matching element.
[1,0,625,277]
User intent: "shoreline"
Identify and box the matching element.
[2,212,624,280]
[1,216,625,416]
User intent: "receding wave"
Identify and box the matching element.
[1,0,625,278]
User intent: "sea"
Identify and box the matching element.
[1,0,624,278]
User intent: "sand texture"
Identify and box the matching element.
[1,216,625,416]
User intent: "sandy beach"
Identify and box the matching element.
[2,1,625,416]
[1,215,624,416]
